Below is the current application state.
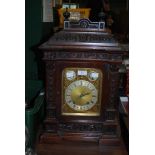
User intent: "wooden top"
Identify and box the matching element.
[39,29,128,52]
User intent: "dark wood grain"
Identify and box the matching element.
[36,140,128,155]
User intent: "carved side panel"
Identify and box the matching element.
[104,110,116,121]
[108,64,120,109]
[46,107,56,118]
[45,61,56,118]
[44,122,58,133]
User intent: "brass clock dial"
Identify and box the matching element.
[65,80,98,111]
[62,68,102,116]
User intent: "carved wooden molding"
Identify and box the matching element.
[43,51,123,62]
[49,31,116,44]
[107,64,120,108]
[46,61,56,107]
[44,122,118,136]
[104,110,116,121]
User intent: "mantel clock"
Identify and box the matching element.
[38,19,128,145]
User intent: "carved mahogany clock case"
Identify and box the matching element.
[39,27,128,145]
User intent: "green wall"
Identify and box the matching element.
[26,0,41,80]
[26,0,54,80]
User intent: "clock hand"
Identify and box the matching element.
[83,92,91,96]
[79,92,90,98]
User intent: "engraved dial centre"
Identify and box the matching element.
[65,80,98,111]
[71,86,92,106]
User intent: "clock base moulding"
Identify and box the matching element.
[39,132,121,146]
[39,118,121,146]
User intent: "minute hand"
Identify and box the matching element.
[80,92,90,98]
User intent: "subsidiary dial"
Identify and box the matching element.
[88,71,99,81]
[65,70,76,80]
